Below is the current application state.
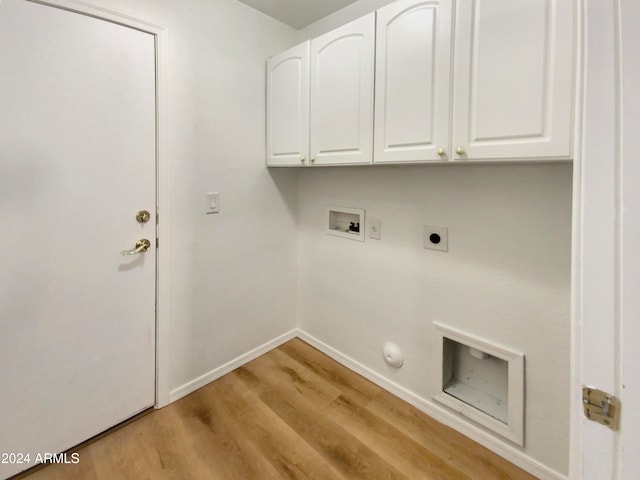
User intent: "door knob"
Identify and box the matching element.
[121,239,151,256]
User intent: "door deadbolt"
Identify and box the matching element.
[136,210,151,223]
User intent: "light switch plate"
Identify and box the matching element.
[424,225,448,252]
[206,192,220,214]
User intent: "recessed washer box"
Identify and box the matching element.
[432,322,525,446]
[326,206,365,242]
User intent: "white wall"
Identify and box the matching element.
[296,164,573,474]
[89,0,299,395]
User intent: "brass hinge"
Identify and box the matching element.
[582,387,620,431]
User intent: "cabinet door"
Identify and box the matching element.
[310,13,375,165]
[452,0,575,161]
[374,0,453,164]
[266,41,309,167]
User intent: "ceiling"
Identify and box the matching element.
[237,0,358,29]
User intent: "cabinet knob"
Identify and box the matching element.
[310,157,315,163]
[300,156,305,163]
[455,146,466,155]
[436,148,446,156]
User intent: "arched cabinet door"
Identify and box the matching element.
[310,13,375,166]
[374,0,453,164]
[266,41,310,167]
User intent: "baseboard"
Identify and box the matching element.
[296,329,567,480]
[168,329,298,403]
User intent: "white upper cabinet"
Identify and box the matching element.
[310,13,375,166]
[452,0,576,161]
[266,41,309,167]
[374,0,453,164]
[266,0,576,166]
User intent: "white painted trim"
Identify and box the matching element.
[618,2,640,477]
[24,0,172,408]
[169,330,299,403]
[154,22,171,409]
[296,329,566,480]
[571,0,622,478]
[26,0,162,32]
[568,0,585,473]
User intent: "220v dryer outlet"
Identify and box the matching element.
[424,225,448,252]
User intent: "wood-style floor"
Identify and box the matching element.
[22,339,537,480]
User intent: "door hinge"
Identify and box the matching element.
[582,386,620,431]
[156,238,159,248]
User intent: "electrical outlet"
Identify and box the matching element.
[369,218,381,240]
[424,225,448,252]
[206,192,220,214]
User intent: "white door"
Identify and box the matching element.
[310,13,375,166]
[374,0,453,164]
[452,0,575,161]
[0,1,156,478]
[266,41,310,167]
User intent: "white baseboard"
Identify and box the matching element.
[168,329,298,403]
[296,329,567,480]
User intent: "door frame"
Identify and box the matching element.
[24,0,171,408]
[617,4,640,478]
[571,0,638,478]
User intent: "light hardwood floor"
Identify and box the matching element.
[20,339,537,479]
